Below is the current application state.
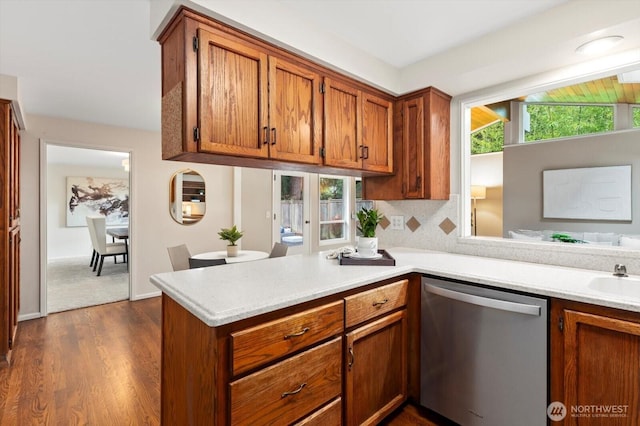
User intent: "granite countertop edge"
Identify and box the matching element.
[149,247,640,327]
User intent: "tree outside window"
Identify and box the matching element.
[319,177,347,241]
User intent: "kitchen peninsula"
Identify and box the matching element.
[150,248,640,425]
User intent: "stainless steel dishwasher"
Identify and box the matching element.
[421,276,548,426]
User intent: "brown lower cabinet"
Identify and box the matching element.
[161,277,410,425]
[345,310,407,425]
[551,299,640,425]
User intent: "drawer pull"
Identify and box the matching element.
[284,327,310,339]
[281,382,306,398]
[348,347,354,370]
[372,299,388,307]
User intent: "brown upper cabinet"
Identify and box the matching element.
[363,87,451,200]
[197,28,322,165]
[324,78,393,173]
[158,7,401,176]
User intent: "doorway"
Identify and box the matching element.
[272,171,311,255]
[41,142,131,314]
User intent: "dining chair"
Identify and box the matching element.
[268,242,288,258]
[87,216,128,276]
[86,216,100,268]
[167,244,192,271]
[188,258,227,269]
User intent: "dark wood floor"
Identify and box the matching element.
[0,297,441,425]
[0,298,162,425]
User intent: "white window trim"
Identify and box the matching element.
[318,175,351,246]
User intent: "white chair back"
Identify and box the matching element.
[86,216,101,252]
[269,242,288,258]
[167,244,191,271]
[87,216,109,254]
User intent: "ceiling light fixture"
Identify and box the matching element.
[575,35,624,55]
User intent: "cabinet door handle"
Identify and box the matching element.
[284,327,309,339]
[281,382,306,398]
[348,347,354,370]
[372,299,388,307]
[263,126,269,145]
[363,145,369,159]
[271,128,277,145]
[359,145,365,159]
[416,176,421,190]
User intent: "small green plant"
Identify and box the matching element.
[356,207,383,238]
[218,225,244,246]
[551,233,585,244]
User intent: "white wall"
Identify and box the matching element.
[21,114,235,319]
[503,129,640,236]
[46,163,128,259]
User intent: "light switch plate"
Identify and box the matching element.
[390,215,405,230]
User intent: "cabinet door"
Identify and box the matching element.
[402,96,425,198]
[345,310,407,426]
[9,108,20,228]
[362,92,393,173]
[198,29,269,158]
[323,78,362,169]
[561,309,640,425]
[8,227,19,351]
[268,57,322,164]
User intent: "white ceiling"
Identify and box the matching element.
[1,0,639,133]
[47,144,129,168]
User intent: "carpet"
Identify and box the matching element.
[47,256,129,313]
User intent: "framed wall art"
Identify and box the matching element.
[543,165,631,221]
[66,176,129,227]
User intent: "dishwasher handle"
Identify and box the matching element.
[424,283,541,316]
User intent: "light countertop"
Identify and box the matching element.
[149,247,640,327]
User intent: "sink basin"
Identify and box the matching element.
[588,276,640,299]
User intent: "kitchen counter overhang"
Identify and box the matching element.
[149,247,640,327]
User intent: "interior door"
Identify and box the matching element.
[272,171,310,255]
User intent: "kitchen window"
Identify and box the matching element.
[319,176,349,244]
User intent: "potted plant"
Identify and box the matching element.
[218,225,244,257]
[356,207,383,257]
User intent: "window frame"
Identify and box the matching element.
[520,102,615,143]
[318,175,351,246]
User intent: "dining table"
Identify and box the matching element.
[106,227,129,263]
[190,250,269,264]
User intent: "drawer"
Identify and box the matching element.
[229,337,342,426]
[344,279,408,328]
[294,397,342,426]
[231,301,343,375]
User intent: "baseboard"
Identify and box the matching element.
[18,312,43,322]
[132,291,161,301]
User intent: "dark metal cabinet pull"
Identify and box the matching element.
[359,145,365,159]
[263,126,269,145]
[284,327,309,339]
[348,347,354,370]
[372,299,388,307]
[362,145,369,159]
[281,383,306,398]
[271,127,277,145]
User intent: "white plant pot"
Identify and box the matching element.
[357,237,378,258]
[227,245,238,257]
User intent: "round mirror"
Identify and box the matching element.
[169,169,206,225]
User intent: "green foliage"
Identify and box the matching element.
[471,120,504,154]
[551,233,585,244]
[218,225,243,246]
[633,107,640,128]
[356,207,383,238]
[525,104,613,142]
[320,177,343,200]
